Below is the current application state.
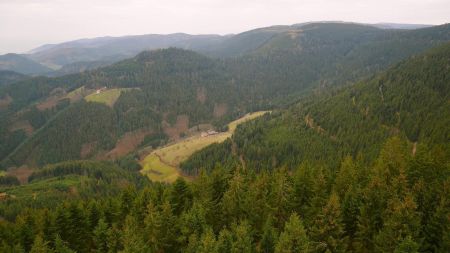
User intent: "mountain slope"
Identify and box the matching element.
[0,49,249,167]
[0,54,52,75]
[181,43,450,173]
[1,23,450,168]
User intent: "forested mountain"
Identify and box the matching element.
[0,49,248,167]
[1,23,450,168]
[0,54,52,75]
[182,43,450,174]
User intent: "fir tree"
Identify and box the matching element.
[275,213,309,253]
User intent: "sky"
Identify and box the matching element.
[0,0,449,54]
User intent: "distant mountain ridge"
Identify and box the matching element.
[17,21,439,71]
[372,22,433,29]
[0,54,52,75]
[27,33,227,68]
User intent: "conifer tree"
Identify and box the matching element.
[170,177,193,215]
[120,215,149,253]
[197,228,219,253]
[54,235,75,253]
[260,216,278,253]
[394,236,420,253]
[275,213,309,253]
[217,228,233,253]
[93,219,109,253]
[230,221,253,253]
[310,193,346,253]
[374,193,421,253]
[290,163,314,217]
[30,235,51,253]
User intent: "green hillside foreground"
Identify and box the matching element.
[0,136,448,252]
[0,160,149,220]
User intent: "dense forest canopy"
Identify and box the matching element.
[0,137,448,252]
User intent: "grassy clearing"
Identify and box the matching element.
[156,132,230,166]
[141,154,180,183]
[140,111,270,182]
[228,111,269,132]
[85,88,136,107]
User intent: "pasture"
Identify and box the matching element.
[140,111,270,182]
[85,88,136,107]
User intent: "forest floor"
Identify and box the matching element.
[140,111,269,183]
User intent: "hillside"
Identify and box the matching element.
[0,48,249,167]
[0,159,149,220]
[0,54,52,75]
[1,23,450,168]
[181,43,450,173]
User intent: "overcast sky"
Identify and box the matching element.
[0,0,449,54]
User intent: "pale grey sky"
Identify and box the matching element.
[0,0,449,54]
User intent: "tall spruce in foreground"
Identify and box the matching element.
[275,213,310,253]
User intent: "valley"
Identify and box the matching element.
[141,111,269,182]
[0,19,449,253]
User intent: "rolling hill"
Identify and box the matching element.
[1,23,449,169]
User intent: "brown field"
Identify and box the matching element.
[65,86,94,102]
[105,129,152,159]
[163,115,189,140]
[196,87,207,104]
[80,142,97,159]
[7,166,33,184]
[9,120,34,136]
[36,96,62,111]
[0,95,12,110]
[213,103,228,117]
